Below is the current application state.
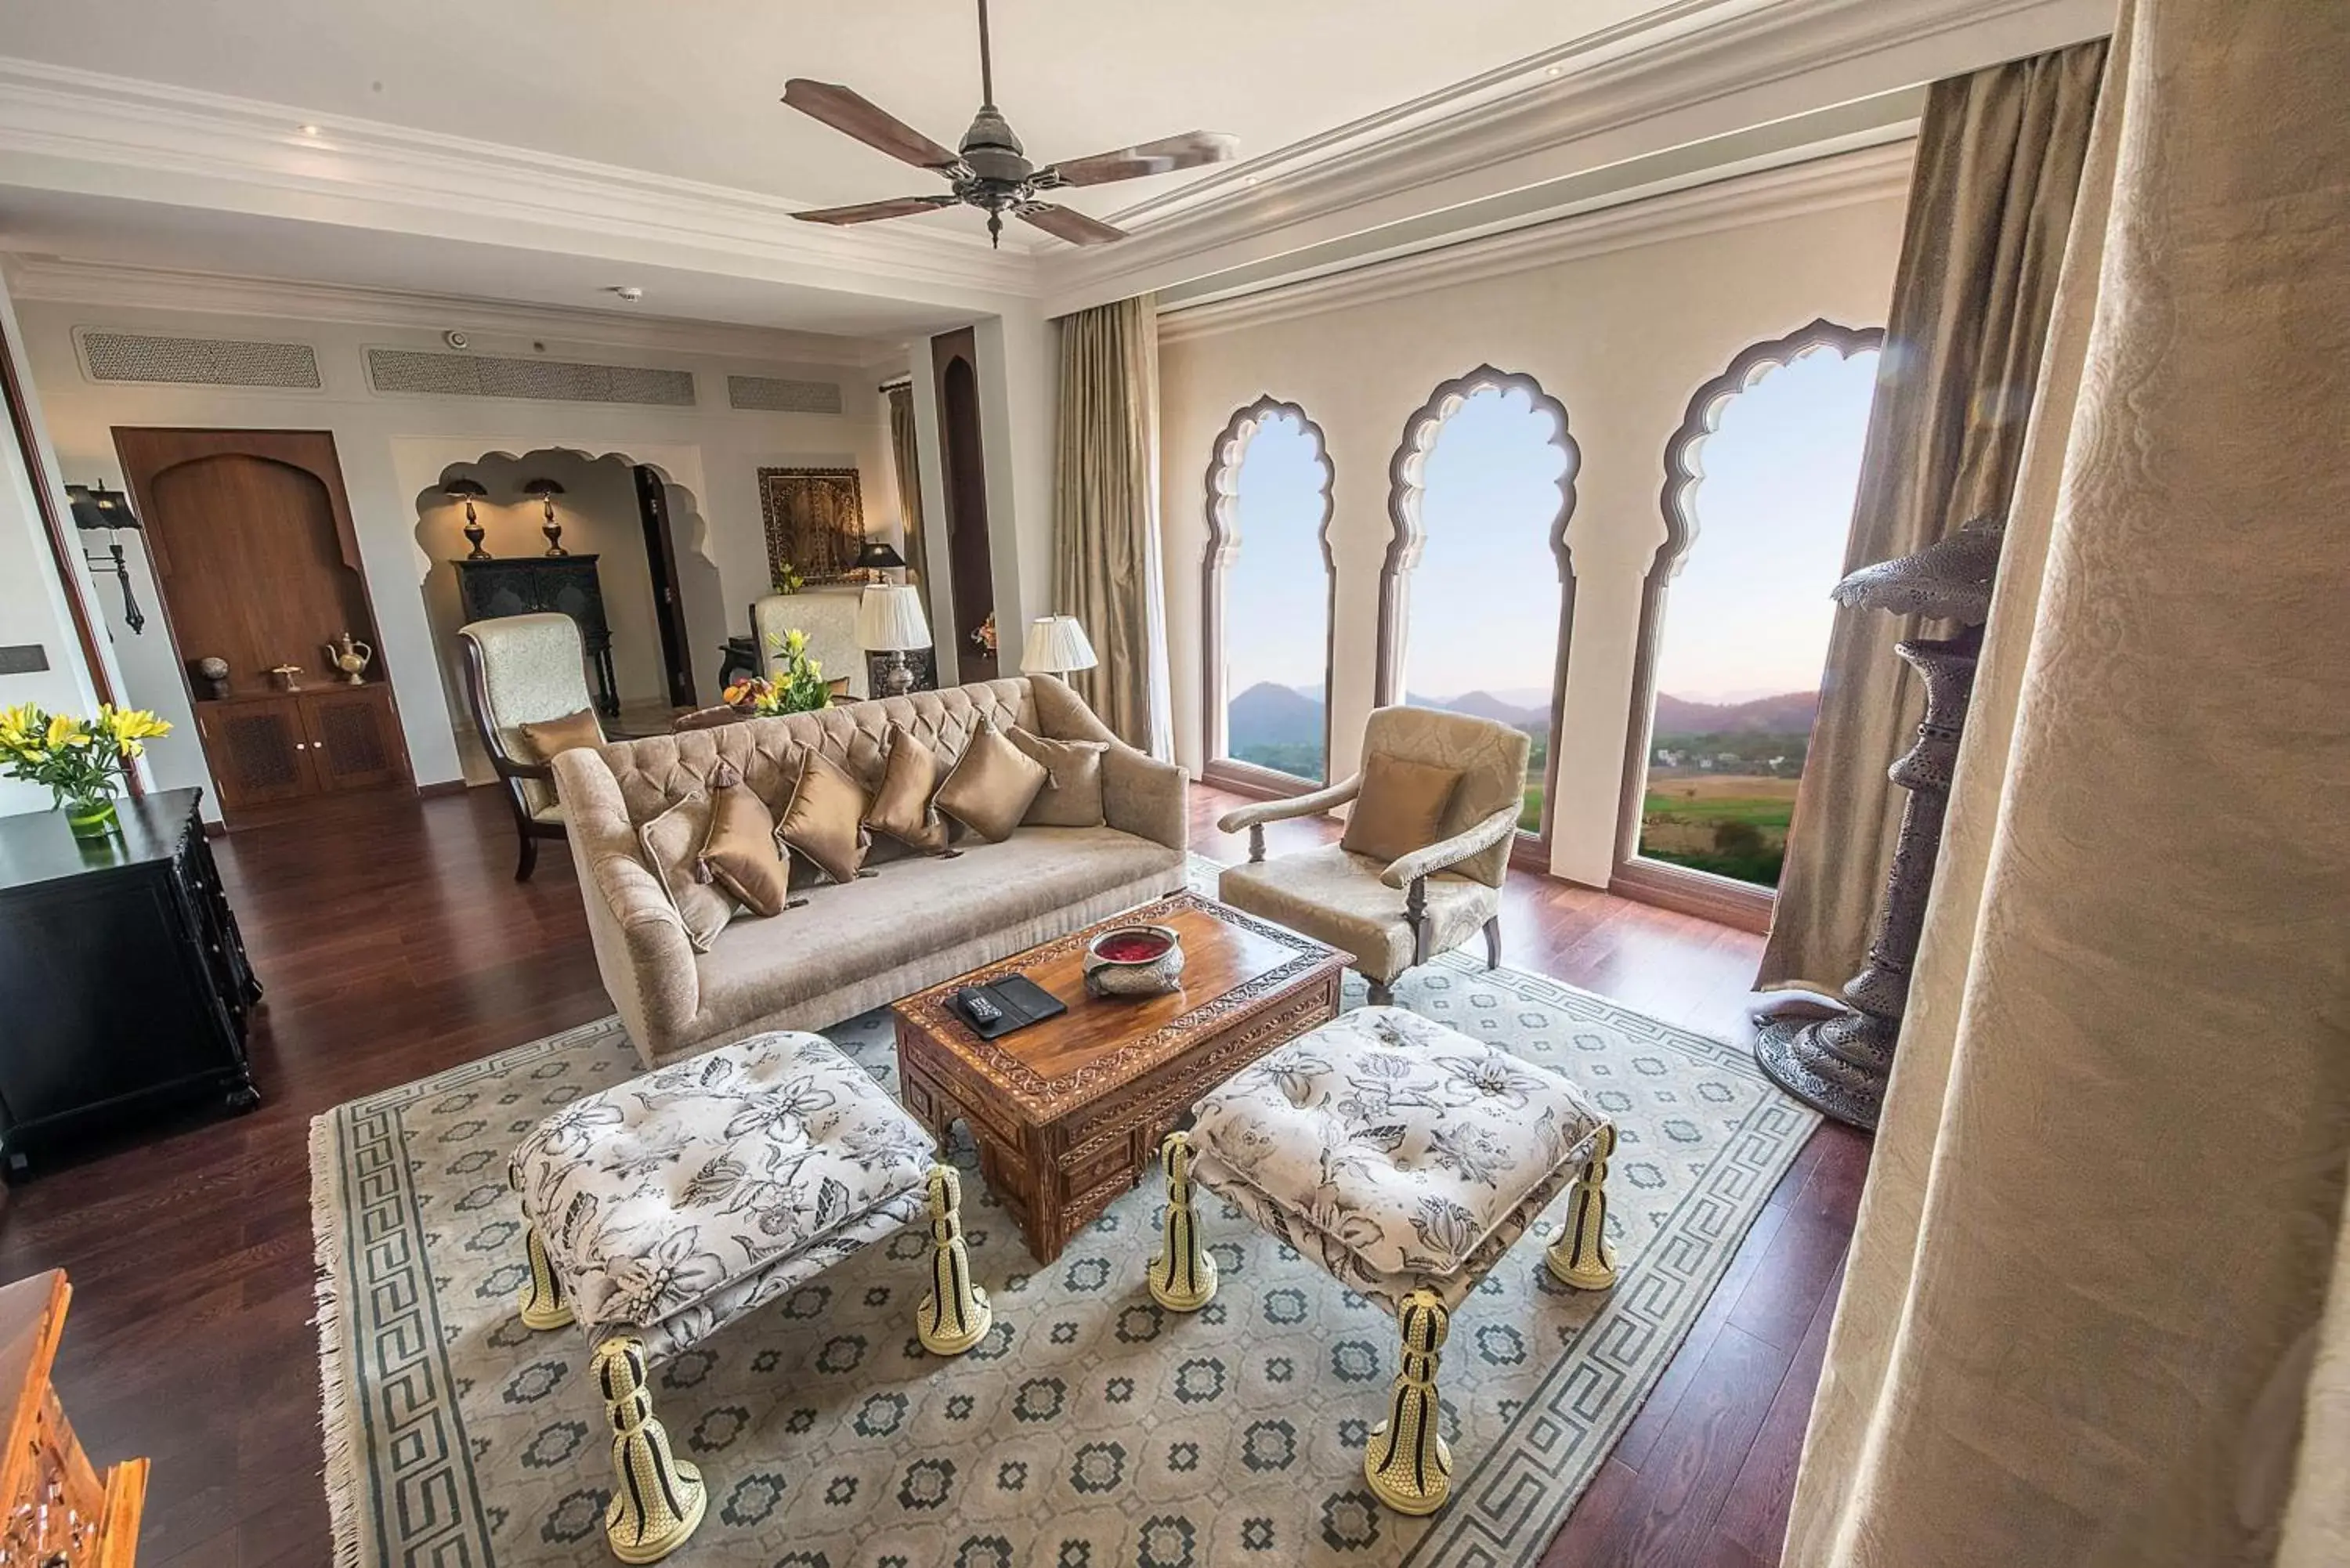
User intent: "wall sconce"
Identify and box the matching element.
[66,482,146,634]
[443,475,490,558]
[523,478,568,557]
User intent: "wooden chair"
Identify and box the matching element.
[1216,705,1531,1003]
[458,612,602,881]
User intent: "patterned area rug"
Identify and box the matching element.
[313,912,1814,1568]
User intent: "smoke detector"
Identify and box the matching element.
[443,329,471,350]
[609,285,645,303]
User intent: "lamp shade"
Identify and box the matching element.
[1020,615,1097,675]
[440,476,488,500]
[854,540,907,573]
[856,583,931,652]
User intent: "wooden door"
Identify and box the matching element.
[302,687,406,792]
[633,465,696,707]
[196,696,317,811]
[933,329,997,682]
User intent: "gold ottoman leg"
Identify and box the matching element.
[1546,1122,1620,1292]
[916,1164,992,1355]
[519,1223,574,1331]
[593,1337,706,1564]
[1148,1130,1217,1312]
[1365,1288,1453,1515]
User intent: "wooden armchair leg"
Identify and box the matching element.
[1483,915,1501,970]
[515,832,539,882]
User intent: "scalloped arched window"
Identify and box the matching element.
[1202,399,1334,784]
[1619,320,1882,898]
[1379,368,1578,841]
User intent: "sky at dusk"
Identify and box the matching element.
[1217,350,1879,708]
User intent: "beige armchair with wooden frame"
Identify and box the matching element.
[1216,706,1532,1003]
[459,612,603,882]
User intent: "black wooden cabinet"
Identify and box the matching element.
[454,555,620,716]
[0,789,261,1172]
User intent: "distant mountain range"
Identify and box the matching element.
[1227,681,1817,746]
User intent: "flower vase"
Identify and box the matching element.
[60,793,119,840]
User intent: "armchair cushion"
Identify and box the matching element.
[515,706,604,765]
[1340,753,1462,864]
[1219,846,1496,984]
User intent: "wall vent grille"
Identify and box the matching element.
[365,348,696,406]
[727,374,844,415]
[80,330,322,389]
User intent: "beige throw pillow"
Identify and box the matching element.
[697,762,793,916]
[1340,753,1464,865]
[1008,726,1109,828]
[863,725,950,853]
[515,707,602,763]
[935,721,1050,843]
[638,791,736,952]
[776,749,871,885]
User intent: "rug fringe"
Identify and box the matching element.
[310,1110,367,1568]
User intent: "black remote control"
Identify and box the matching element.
[962,991,1003,1026]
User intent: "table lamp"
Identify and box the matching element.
[858,583,931,696]
[854,540,907,584]
[1019,616,1097,677]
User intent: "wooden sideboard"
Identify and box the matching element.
[192,682,408,816]
[456,556,620,717]
[0,1272,145,1566]
[0,789,260,1174]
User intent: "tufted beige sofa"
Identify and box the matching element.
[551,675,1188,1067]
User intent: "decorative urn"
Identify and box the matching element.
[1082,924,1185,999]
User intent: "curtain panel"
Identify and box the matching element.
[884,382,927,587]
[1759,40,2106,992]
[1051,295,1173,757]
[1783,2,2350,1563]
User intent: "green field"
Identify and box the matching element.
[1639,774,1799,887]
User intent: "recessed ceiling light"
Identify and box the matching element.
[1244,175,1260,186]
[1544,65,1564,78]
[298,123,323,135]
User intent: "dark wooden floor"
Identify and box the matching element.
[0,783,1868,1566]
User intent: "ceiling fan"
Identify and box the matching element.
[783,0,1238,247]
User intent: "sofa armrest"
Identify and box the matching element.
[1103,747,1188,854]
[553,749,700,1062]
[1379,803,1523,890]
[1217,777,1361,836]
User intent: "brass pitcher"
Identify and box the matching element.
[324,631,373,685]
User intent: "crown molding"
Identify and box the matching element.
[1157,143,1915,346]
[0,255,906,370]
[0,57,1036,305]
[1047,0,2110,312]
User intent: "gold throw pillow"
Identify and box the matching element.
[638,790,736,952]
[934,721,1050,843]
[698,762,793,916]
[1008,726,1109,828]
[863,725,949,853]
[515,707,602,763]
[777,749,871,885]
[1340,753,1464,865]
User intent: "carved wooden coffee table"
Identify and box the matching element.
[892,892,1347,1264]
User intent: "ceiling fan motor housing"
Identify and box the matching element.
[958,104,1030,183]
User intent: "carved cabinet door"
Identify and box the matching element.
[197,697,319,811]
[301,686,407,792]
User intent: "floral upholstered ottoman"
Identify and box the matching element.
[507,1030,992,1563]
[1146,1005,1618,1516]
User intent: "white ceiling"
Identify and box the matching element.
[0,0,1676,230]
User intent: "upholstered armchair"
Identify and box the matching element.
[750,587,867,699]
[459,612,602,880]
[1217,706,1531,1003]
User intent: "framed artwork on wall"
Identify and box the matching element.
[757,466,866,586]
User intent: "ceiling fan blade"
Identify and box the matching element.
[1016,204,1127,247]
[792,194,963,226]
[1036,131,1239,189]
[782,79,961,172]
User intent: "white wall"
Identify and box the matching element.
[13,293,902,815]
[0,279,105,816]
[1159,154,1909,885]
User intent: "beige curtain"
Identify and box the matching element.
[1784,2,2350,1564]
[1052,294,1173,756]
[1760,40,2106,992]
[884,382,927,586]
